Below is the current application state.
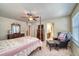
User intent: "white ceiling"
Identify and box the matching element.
[0,3,76,21]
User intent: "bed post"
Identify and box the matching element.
[39,46,41,50]
[39,16,42,48]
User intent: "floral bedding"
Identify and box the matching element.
[0,36,42,56]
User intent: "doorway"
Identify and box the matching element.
[47,23,54,40]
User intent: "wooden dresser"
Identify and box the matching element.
[7,33,25,39]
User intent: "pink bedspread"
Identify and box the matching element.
[0,37,42,56]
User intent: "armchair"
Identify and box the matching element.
[54,32,71,49]
[56,40,70,49]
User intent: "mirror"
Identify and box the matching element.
[11,23,21,33]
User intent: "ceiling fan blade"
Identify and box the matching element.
[33,18,37,21]
[33,16,39,18]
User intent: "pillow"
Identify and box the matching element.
[58,33,66,41]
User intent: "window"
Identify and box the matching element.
[11,23,21,33]
[72,12,79,44]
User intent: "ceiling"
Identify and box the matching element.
[0,3,76,21]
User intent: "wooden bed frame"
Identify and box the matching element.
[28,46,41,56]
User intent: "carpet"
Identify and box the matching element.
[30,41,72,56]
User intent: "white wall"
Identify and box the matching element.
[0,17,27,40]
[71,41,79,56]
[0,16,71,41]
[33,16,71,40]
[71,4,79,56]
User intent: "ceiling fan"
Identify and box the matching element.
[21,11,39,21]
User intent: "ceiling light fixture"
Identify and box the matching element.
[28,16,33,21]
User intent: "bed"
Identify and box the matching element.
[0,36,42,56]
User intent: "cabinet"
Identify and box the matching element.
[37,25,44,41]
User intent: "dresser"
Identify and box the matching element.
[7,33,25,39]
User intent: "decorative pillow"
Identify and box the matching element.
[58,33,66,41]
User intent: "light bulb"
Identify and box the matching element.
[29,17,33,21]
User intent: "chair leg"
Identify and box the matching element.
[55,47,59,51]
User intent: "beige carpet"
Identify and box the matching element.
[30,41,72,56]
